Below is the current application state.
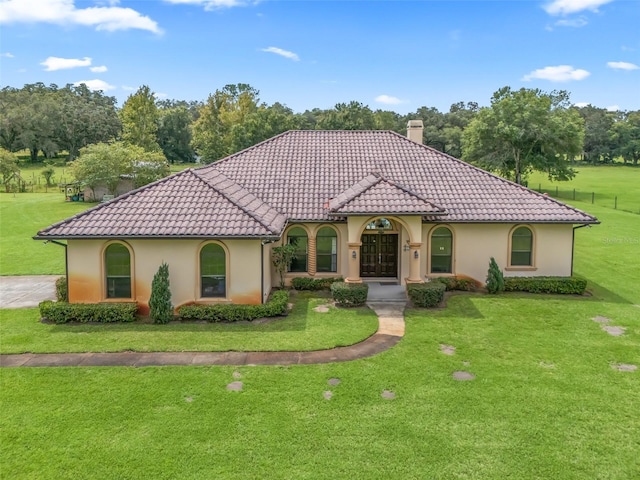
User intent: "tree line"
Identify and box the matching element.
[0,82,639,192]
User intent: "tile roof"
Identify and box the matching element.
[328,173,446,215]
[36,169,287,239]
[37,130,597,239]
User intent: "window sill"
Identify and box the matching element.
[505,266,537,271]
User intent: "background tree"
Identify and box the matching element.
[120,85,161,152]
[612,110,640,165]
[575,105,615,164]
[462,87,584,185]
[191,83,261,162]
[0,148,20,192]
[317,101,376,130]
[71,142,169,195]
[157,101,197,163]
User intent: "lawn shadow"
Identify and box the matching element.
[585,280,634,305]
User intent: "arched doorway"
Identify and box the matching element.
[360,218,398,277]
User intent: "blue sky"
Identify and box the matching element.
[1,0,639,113]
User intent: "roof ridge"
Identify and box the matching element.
[35,168,196,237]
[191,168,285,235]
[375,173,445,211]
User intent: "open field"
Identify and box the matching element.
[0,194,90,275]
[528,164,640,215]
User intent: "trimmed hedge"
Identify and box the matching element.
[330,282,369,307]
[504,276,587,295]
[178,290,289,322]
[407,282,446,308]
[39,301,138,324]
[291,276,343,291]
[55,276,68,302]
[432,276,474,292]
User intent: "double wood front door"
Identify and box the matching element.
[360,234,398,277]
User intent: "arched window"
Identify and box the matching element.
[200,243,226,297]
[105,243,131,298]
[316,227,337,273]
[287,227,308,272]
[430,227,453,274]
[511,227,533,266]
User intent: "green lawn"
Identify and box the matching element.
[0,293,379,354]
[1,171,639,479]
[0,193,91,275]
[528,164,640,214]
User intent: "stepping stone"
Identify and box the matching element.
[612,364,637,372]
[226,381,243,391]
[185,396,194,402]
[602,326,626,336]
[539,361,555,369]
[452,371,475,381]
[287,303,294,311]
[323,391,333,400]
[232,371,242,379]
[440,344,456,356]
[313,304,330,313]
[381,390,396,400]
[592,316,611,324]
[462,361,470,367]
[327,378,341,386]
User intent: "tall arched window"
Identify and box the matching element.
[430,227,453,274]
[105,243,131,298]
[510,226,533,266]
[287,227,308,272]
[200,243,226,297]
[316,227,337,273]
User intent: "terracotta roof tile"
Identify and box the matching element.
[36,169,286,239]
[37,130,597,239]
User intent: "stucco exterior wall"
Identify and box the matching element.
[67,238,264,313]
[421,223,575,282]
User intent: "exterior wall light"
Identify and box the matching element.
[352,250,357,259]
[403,244,410,252]
[414,250,419,259]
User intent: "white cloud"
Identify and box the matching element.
[606,105,620,111]
[607,61,639,71]
[544,0,614,15]
[90,65,108,73]
[1,52,15,58]
[554,16,588,27]
[522,65,590,82]
[164,0,248,10]
[41,56,91,71]
[374,95,405,105]
[261,47,299,61]
[574,102,590,107]
[73,79,115,91]
[0,0,162,34]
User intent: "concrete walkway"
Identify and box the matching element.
[0,275,59,308]
[0,294,407,368]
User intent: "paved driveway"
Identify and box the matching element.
[0,275,59,308]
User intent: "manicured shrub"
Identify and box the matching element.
[55,276,68,302]
[432,276,474,292]
[330,282,369,307]
[407,282,446,308]
[504,276,587,295]
[178,290,289,322]
[149,262,173,324]
[292,277,343,291]
[486,257,505,294]
[39,301,138,324]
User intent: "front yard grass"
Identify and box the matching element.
[0,293,379,354]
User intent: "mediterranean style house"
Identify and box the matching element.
[36,121,598,312]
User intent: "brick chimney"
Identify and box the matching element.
[407,119,424,144]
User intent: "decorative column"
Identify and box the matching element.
[406,242,423,284]
[308,236,317,276]
[345,242,363,283]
